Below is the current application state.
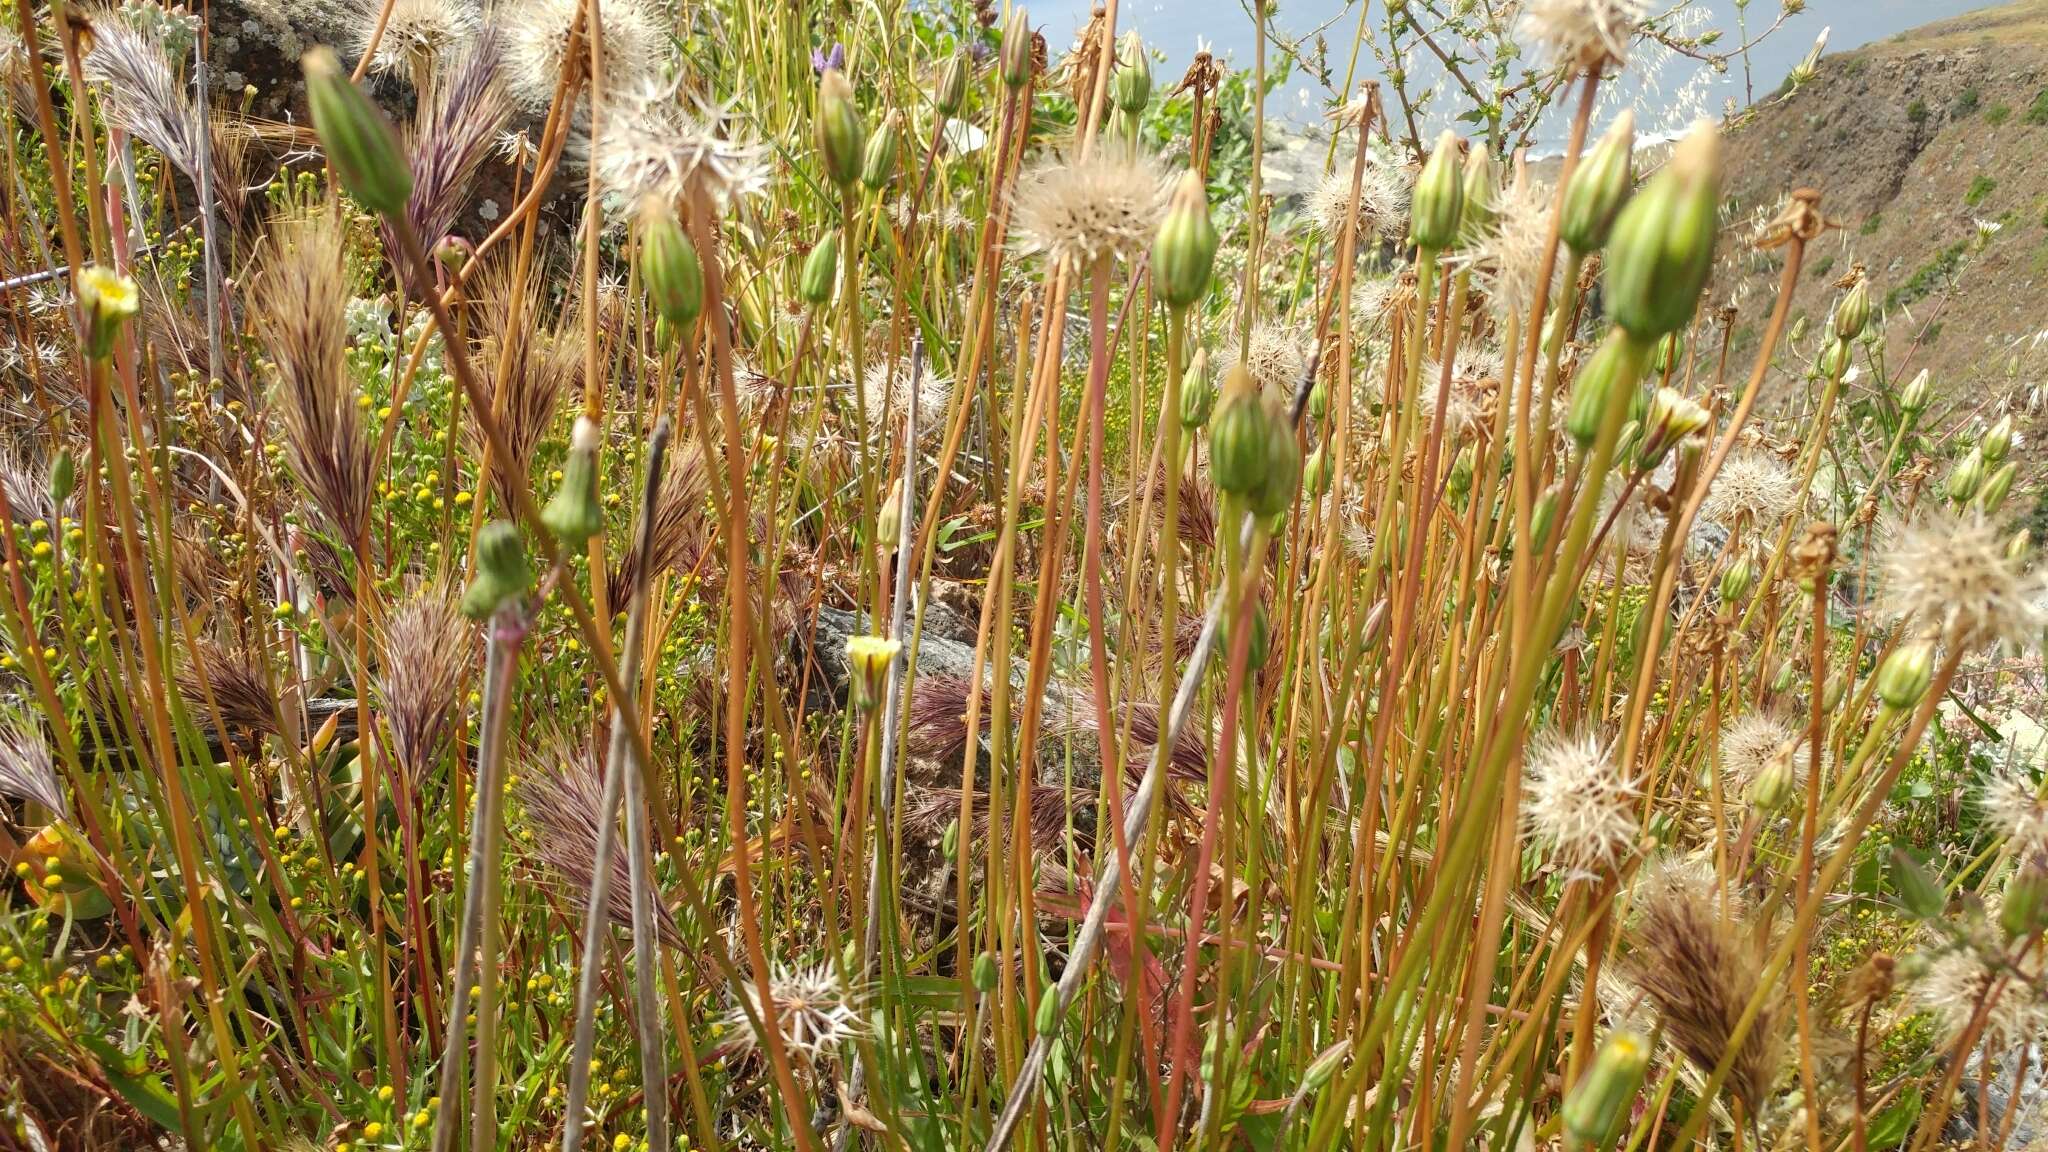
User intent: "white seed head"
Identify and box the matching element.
[1519,0,1648,71]
[1524,730,1639,878]
[1455,172,1556,321]
[1913,947,2047,1048]
[724,964,865,1063]
[1717,713,1807,794]
[1880,509,2046,652]
[498,0,668,111]
[1980,764,2048,855]
[1700,451,1800,531]
[359,0,481,83]
[1225,322,1310,396]
[1011,151,1171,265]
[582,80,768,206]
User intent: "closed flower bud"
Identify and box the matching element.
[971,951,999,992]
[1448,444,1475,501]
[1000,8,1034,89]
[541,417,605,548]
[2008,528,2032,562]
[1719,553,1755,604]
[1747,746,1797,811]
[1603,121,1721,342]
[76,266,139,361]
[1531,486,1559,550]
[1561,112,1635,254]
[1771,659,1797,694]
[461,521,531,620]
[1652,330,1683,376]
[815,68,866,188]
[1977,460,2018,513]
[1981,413,2015,464]
[861,112,901,190]
[1308,379,1328,423]
[1035,986,1061,1035]
[1566,333,1649,448]
[1899,368,1932,414]
[1816,336,1851,380]
[1409,129,1466,252]
[1249,403,1303,518]
[1459,143,1496,245]
[1562,1031,1650,1151]
[302,46,413,218]
[934,52,970,117]
[2001,856,2048,942]
[1303,445,1330,496]
[1153,171,1219,310]
[1946,447,1986,504]
[638,199,703,327]
[1876,640,1934,712]
[800,234,840,306]
[1111,32,1150,113]
[1823,670,1849,712]
[1179,349,1215,429]
[877,476,905,550]
[48,448,74,506]
[1210,366,1271,497]
[1833,272,1870,341]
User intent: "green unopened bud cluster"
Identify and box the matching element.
[639,199,703,327]
[1562,1031,1650,1151]
[462,521,531,620]
[1603,122,1721,343]
[1209,365,1302,518]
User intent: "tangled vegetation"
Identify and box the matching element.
[0,0,2043,1149]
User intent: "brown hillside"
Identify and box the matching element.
[1720,0,2048,401]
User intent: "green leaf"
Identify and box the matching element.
[1867,1089,1922,1146]
[76,1035,182,1133]
[1891,848,1946,919]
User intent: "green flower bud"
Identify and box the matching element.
[1876,640,1934,712]
[2001,856,2048,942]
[48,448,74,507]
[1566,333,1648,448]
[1603,122,1721,342]
[939,818,958,860]
[302,46,413,218]
[1977,461,2018,514]
[1448,444,1475,502]
[1152,171,1219,310]
[876,477,904,551]
[1560,111,1635,254]
[860,112,901,190]
[1788,315,1809,345]
[1833,272,1870,341]
[1111,32,1150,113]
[1823,670,1849,712]
[1816,337,1851,381]
[1652,330,1684,377]
[1771,659,1797,694]
[1530,486,1559,550]
[1899,368,1932,414]
[461,521,531,620]
[1179,349,1216,429]
[1000,8,1034,89]
[1946,447,1986,504]
[934,53,970,118]
[1408,129,1466,252]
[638,199,703,327]
[1209,367,1271,496]
[1718,553,1755,604]
[2008,529,2032,562]
[1034,986,1060,1035]
[1982,413,2015,464]
[800,234,840,306]
[1458,143,1496,245]
[1303,445,1330,496]
[540,416,605,548]
[1248,404,1302,518]
[971,951,999,992]
[815,68,866,188]
[1562,1031,1650,1152]
[1747,746,1797,811]
[76,266,139,361]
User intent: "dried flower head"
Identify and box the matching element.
[1455,171,1556,320]
[583,80,768,206]
[378,586,471,773]
[1524,730,1638,877]
[1227,323,1310,396]
[1718,713,1808,794]
[1913,947,2047,1048]
[856,357,954,440]
[498,0,668,111]
[1622,856,1783,1109]
[1880,509,2046,652]
[1699,451,1799,531]
[1980,764,2048,855]
[0,706,63,817]
[1519,0,1648,72]
[1306,157,1411,245]
[723,964,865,1064]
[1011,150,1170,265]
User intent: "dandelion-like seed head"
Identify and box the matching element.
[1980,764,2048,855]
[1519,0,1648,73]
[1226,323,1310,396]
[1457,172,1555,321]
[857,358,955,439]
[583,81,768,207]
[725,964,865,1063]
[1524,730,1638,878]
[1914,947,2047,1048]
[499,0,667,111]
[1011,151,1170,265]
[1307,157,1411,245]
[1700,450,1799,531]
[1718,713,1805,790]
[1880,509,2045,652]
[359,0,481,84]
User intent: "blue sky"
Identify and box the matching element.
[1030,0,1999,136]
